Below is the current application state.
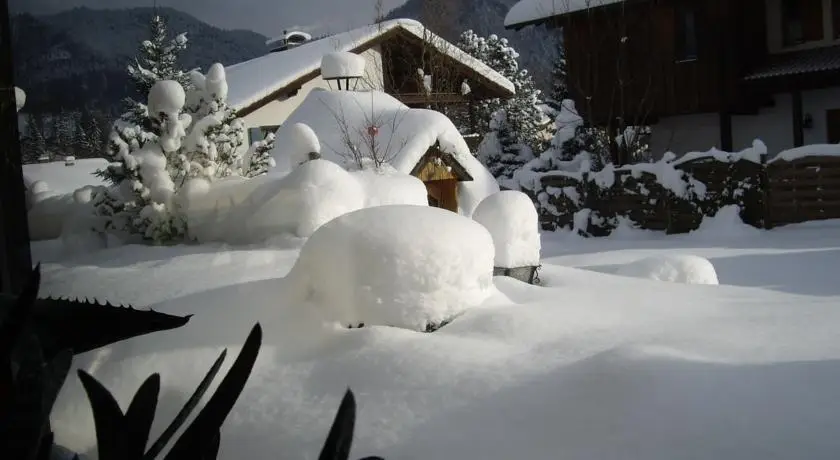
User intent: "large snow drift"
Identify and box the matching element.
[472,190,541,267]
[616,254,720,285]
[270,89,499,215]
[23,158,109,195]
[183,160,429,244]
[286,205,496,330]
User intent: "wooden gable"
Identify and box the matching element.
[409,146,474,182]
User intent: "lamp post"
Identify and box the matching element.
[0,0,33,295]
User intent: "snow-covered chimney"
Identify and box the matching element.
[266,30,312,53]
[321,52,366,91]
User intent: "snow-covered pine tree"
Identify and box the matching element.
[242,132,276,177]
[97,12,191,187]
[76,109,105,158]
[459,30,546,181]
[549,39,569,107]
[54,111,77,157]
[176,63,247,183]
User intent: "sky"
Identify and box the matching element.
[11,0,409,37]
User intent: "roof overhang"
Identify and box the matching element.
[410,147,474,182]
[743,45,840,93]
[504,0,626,30]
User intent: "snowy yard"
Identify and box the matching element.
[39,218,840,460]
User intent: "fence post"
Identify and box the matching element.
[759,152,771,229]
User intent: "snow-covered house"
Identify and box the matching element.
[505,0,840,157]
[271,87,499,216]
[226,18,516,146]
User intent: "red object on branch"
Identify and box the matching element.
[367,125,379,137]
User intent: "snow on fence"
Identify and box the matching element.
[533,144,840,235]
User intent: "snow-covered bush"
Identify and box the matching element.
[472,190,540,268]
[615,255,719,285]
[286,205,495,331]
[457,30,549,182]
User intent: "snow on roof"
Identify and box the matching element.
[226,18,515,112]
[22,158,109,194]
[505,0,625,28]
[271,89,499,214]
[265,30,313,47]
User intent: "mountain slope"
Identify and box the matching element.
[12,7,269,114]
[385,0,559,92]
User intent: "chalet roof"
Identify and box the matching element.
[744,45,840,81]
[226,19,515,114]
[505,0,625,29]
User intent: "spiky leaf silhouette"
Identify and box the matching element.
[164,324,262,459]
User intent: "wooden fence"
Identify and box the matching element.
[535,152,840,235]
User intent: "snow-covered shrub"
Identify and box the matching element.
[286,205,495,331]
[472,190,540,268]
[458,30,548,182]
[615,255,719,285]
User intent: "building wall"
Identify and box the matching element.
[765,0,840,53]
[649,86,840,158]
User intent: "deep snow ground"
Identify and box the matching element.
[36,220,840,460]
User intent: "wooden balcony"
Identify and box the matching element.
[393,92,470,105]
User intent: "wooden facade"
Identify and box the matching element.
[410,146,474,213]
[556,0,767,124]
[510,0,840,152]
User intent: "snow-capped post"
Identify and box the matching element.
[472,190,542,285]
[286,122,321,166]
[14,87,25,112]
[321,52,366,91]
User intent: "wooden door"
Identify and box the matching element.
[827,109,840,143]
[425,179,458,212]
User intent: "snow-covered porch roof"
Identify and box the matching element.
[227,19,515,117]
[505,0,626,29]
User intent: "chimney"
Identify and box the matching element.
[266,30,312,53]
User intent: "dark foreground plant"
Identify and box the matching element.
[0,264,192,460]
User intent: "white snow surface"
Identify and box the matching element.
[505,0,625,27]
[182,160,428,244]
[615,254,720,285]
[285,205,495,331]
[23,158,109,195]
[38,217,840,459]
[320,51,367,79]
[472,191,541,267]
[225,19,514,111]
[270,89,499,215]
[673,139,768,166]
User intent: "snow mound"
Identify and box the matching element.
[147,80,186,120]
[472,190,540,267]
[186,160,366,243]
[321,51,366,79]
[770,144,840,163]
[287,205,495,330]
[615,255,719,285]
[690,205,761,239]
[351,166,429,207]
[277,122,321,169]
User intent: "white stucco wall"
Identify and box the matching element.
[649,86,840,158]
[239,46,384,131]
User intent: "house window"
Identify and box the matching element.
[248,125,280,145]
[782,0,824,46]
[675,5,698,61]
